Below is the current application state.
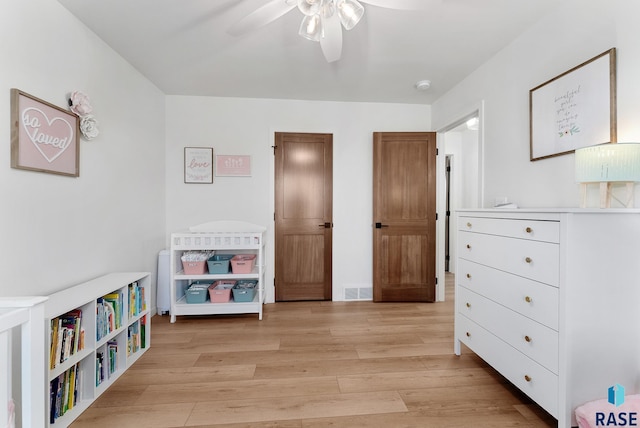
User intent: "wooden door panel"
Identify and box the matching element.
[373,132,436,302]
[275,132,332,301]
[283,142,325,219]
[279,233,326,300]
[379,140,431,220]
[282,234,324,283]
[379,230,431,301]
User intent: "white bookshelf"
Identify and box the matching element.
[45,272,150,427]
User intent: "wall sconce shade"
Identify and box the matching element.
[575,143,640,208]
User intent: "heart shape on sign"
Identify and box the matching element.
[21,107,74,163]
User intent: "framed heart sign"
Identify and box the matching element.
[11,89,80,177]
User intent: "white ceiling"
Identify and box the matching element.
[57,0,560,104]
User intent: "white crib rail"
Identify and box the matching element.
[0,297,47,428]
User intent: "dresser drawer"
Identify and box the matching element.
[458,231,559,286]
[458,216,560,243]
[457,259,559,330]
[457,286,558,374]
[455,315,559,418]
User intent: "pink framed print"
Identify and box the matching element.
[215,155,251,177]
[10,89,80,177]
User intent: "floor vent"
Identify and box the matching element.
[344,286,373,301]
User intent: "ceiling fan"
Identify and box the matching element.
[228,0,434,63]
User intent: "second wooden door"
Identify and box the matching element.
[373,132,437,302]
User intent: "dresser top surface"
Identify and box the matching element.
[456,208,640,215]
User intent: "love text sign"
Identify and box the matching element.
[11,89,79,176]
[184,147,213,183]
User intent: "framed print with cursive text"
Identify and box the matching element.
[11,88,80,176]
[529,48,617,161]
[184,147,214,183]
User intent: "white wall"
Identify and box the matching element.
[0,1,166,298]
[432,0,640,209]
[165,96,430,302]
[8,0,631,308]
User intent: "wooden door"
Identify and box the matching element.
[373,132,437,302]
[275,132,333,301]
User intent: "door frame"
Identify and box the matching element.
[434,101,485,302]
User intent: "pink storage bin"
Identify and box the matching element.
[182,260,207,275]
[231,255,257,274]
[181,251,214,275]
[208,280,236,303]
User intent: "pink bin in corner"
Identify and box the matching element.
[230,255,256,274]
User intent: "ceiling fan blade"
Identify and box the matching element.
[320,13,343,63]
[228,0,296,36]
[359,0,440,10]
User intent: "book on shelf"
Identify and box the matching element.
[96,351,105,386]
[103,292,123,329]
[49,362,81,423]
[107,340,118,376]
[127,321,142,356]
[141,315,147,349]
[49,309,84,370]
[96,292,123,342]
[128,281,147,318]
[96,340,119,385]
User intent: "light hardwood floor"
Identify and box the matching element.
[70,274,556,427]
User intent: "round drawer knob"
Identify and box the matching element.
[525,227,533,233]
[524,375,532,382]
[525,257,532,264]
[525,296,532,303]
[466,244,472,249]
[466,222,472,228]
[466,273,472,279]
[466,302,471,308]
[524,335,532,343]
[466,332,471,337]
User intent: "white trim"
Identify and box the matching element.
[435,101,486,302]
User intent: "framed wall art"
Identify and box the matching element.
[529,48,617,161]
[184,147,213,183]
[216,155,252,177]
[11,88,80,176]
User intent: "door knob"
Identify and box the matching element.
[375,222,389,229]
[318,222,332,228]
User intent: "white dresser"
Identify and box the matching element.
[454,209,640,428]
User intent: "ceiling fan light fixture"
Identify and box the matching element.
[299,14,324,41]
[322,0,337,19]
[297,0,323,16]
[337,0,364,30]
